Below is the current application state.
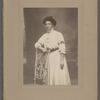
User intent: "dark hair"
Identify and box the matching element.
[43,16,57,26]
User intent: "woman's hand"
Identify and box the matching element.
[60,60,64,69]
[60,53,64,69]
[35,43,47,52]
[41,48,47,53]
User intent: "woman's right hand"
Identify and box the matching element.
[35,42,47,52]
[41,48,47,52]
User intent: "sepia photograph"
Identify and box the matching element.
[23,8,78,85]
[3,0,97,99]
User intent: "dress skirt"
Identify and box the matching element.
[47,50,71,85]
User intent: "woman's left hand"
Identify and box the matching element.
[60,53,64,69]
[60,61,64,69]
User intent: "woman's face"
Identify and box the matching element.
[45,21,54,32]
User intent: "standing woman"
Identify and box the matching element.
[34,16,71,85]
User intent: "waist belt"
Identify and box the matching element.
[47,48,59,53]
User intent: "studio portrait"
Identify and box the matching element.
[23,8,78,85]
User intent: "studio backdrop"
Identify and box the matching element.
[23,8,78,85]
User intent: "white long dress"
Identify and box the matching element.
[35,29,71,85]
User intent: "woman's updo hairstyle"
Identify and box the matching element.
[43,16,57,27]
